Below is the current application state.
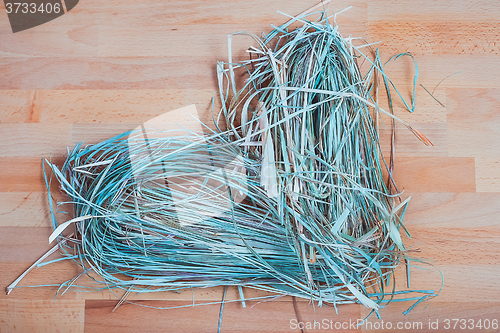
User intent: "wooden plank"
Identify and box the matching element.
[377,262,499,303]
[23,89,219,125]
[2,54,498,90]
[0,90,36,123]
[0,124,70,157]
[70,123,140,146]
[447,88,500,157]
[0,299,85,333]
[375,84,447,124]
[0,88,219,124]
[368,0,500,55]
[0,227,55,263]
[83,0,365,31]
[33,90,186,123]
[406,226,500,265]
[369,22,500,56]
[373,236,500,304]
[369,83,448,157]
[368,0,500,21]
[0,56,215,90]
[392,157,476,192]
[96,24,276,59]
[402,192,500,228]
[85,300,220,333]
[379,122,448,157]
[0,22,98,57]
[374,54,500,89]
[85,300,362,333]
[0,156,66,192]
[76,286,299,303]
[0,192,51,227]
[0,262,81,301]
[475,157,500,192]
[0,0,366,38]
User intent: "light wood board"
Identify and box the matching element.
[1,0,499,332]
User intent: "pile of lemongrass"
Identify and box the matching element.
[216,9,434,313]
[9,8,438,317]
[44,132,330,297]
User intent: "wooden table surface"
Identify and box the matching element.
[1,1,499,332]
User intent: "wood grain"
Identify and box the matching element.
[447,88,500,157]
[0,299,85,333]
[0,124,71,157]
[392,157,476,192]
[402,192,500,228]
[0,192,51,227]
[1,0,499,332]
[476,157,500,192]
[85,300,362,333]
[0,156,66,192]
